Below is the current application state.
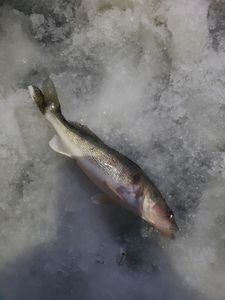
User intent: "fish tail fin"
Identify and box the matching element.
[28,78,61,115]
[28,85,46,114]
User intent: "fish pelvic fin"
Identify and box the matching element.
[49,135,73,158]
[28,78,61,115]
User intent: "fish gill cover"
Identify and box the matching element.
[0,0,224,299]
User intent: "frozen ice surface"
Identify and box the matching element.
[0,0,225,299]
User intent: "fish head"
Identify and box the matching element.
[142,184,178,239]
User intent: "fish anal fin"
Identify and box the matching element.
[49,135,72,158]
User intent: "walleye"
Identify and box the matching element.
[28,79,178,238]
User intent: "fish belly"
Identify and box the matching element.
[76,156,117,198]
[76,156,141,217]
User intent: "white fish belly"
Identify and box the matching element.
[76,157,116,196]
[76,157,142,217]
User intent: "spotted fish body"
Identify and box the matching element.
[28,79,178,238]
[48,113,145,215]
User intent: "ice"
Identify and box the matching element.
[0,8,41,93]
[0,0,225,299]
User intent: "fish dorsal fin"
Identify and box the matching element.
[69,121,102,141]
[49,135,72,158]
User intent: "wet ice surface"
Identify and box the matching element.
[0,0,225,299]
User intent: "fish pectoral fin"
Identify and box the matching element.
[105,181,122,199]
[106,182,141,200]
[49,135,72,158]
[91,193,112,205]
[105,181,142,210]
[105,182,129,201]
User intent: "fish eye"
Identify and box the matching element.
[169,212,174,219]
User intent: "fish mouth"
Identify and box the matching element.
[143,214,179,239]
[147,215,179,239]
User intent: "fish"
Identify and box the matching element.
[28,78,178,239]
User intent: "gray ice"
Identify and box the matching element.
[0,0,225,299]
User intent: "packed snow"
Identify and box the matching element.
[0,0,225,299]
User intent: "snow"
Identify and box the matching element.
[0,0,225,299]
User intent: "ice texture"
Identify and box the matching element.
[0,0,225,299]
